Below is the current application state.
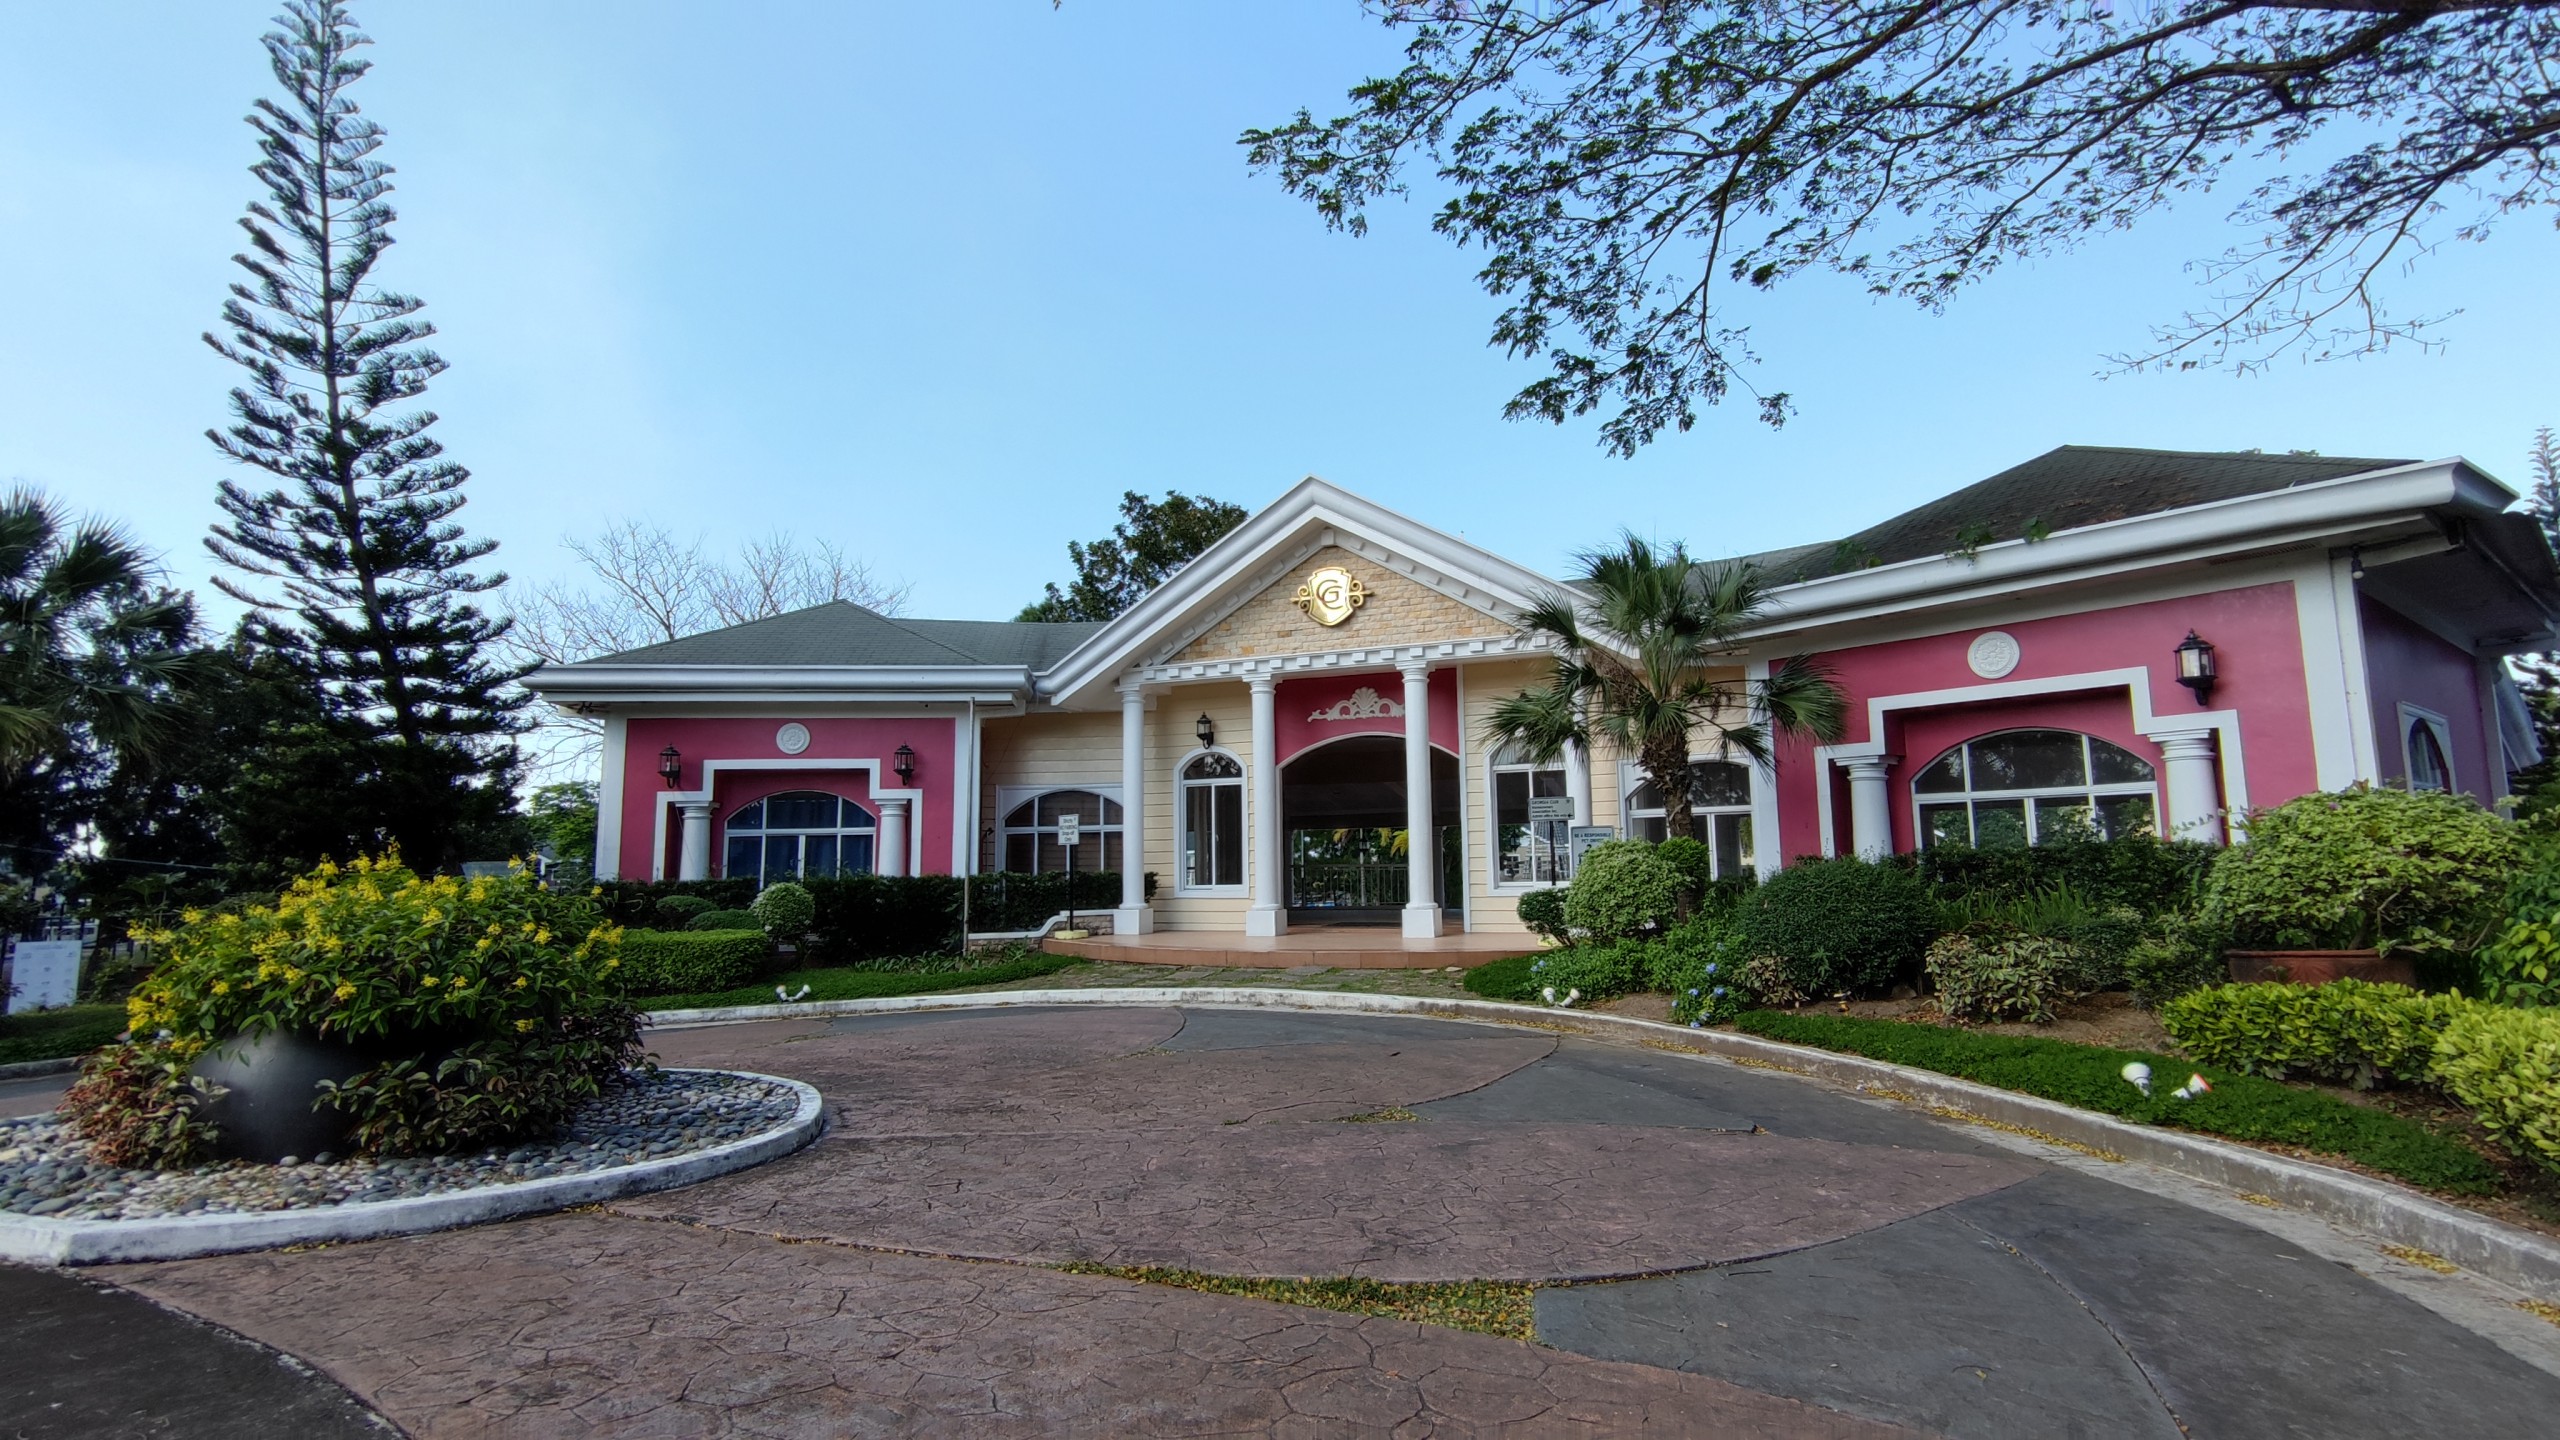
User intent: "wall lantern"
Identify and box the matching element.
[2172,631,2218,706]
[1195,713,1216,748]
[893,743,917,786]
[657,745,682,787]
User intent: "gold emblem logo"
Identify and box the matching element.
[1294,565,1366,627]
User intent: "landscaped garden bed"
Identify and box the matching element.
[0,1068,798,1222]
[636,948,1079,1013]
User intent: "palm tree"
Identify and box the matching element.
[0,487,207,771]
[1486,535,1845,844]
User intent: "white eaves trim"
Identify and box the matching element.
[1745,458,2510,642]
[1036,476,1567,708]
[527,663,1033,707]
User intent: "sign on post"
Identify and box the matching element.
[5,939,81,1014]
[1056,814,1081,849]
[1526,796,1576,823]
[1057,814,1083,933]
[1568,825,1617,876]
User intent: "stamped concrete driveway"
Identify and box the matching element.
[18,1005,2560,1437]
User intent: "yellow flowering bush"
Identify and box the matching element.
[71,856,644,1163]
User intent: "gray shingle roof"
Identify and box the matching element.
[559,601,1105,670]
[1747,445,2413,582]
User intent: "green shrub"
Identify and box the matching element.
[639,946,1077,1012]
[1514,888,1569,943]
[1463,952,1539,1001]
[1732,856,1934,998]
[751,881,816,947]
[1925,930,2082,1024]
[2206,785,2519,952]
[2124,912,2232,1008]
[1522,940,1648,1004]
[2429,1005,2560,1176]
[0,1004,127,1065]
[2159,979,2460,1089]
[1652,915,1751,1025]
[1562,841,1686,942]
[1735,1010,2501,1194]
[2475,854,2560,1007]
[654,895,716,926]
[1653,837,1714,909]
[687,908,760,931]
[618,929,769,996]
[77,857,639,1164]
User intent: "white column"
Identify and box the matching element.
[1401,661,1442,938]
[678,802,713,882]
[1116,685,1153,934]
[875,798,909,878]
[1845,758,1895,861]
[1245,674,1287,936]
[2155,729,2228,846]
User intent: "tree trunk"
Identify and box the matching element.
[1645,732,1694,843]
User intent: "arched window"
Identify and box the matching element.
[1002,789,1124,873]
[724,791,876,884]
[1626,760,1756,878]
[1913,729,2155,848]
[1490,737,1570,885]
[2406,716,2453,793]
[1176,751,1245,892]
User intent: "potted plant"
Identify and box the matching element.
[66,856,641,1167]
[2206,785,2518,986]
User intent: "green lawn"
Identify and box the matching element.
[1736,1010,2502,1196]
[0,1003,125,1065]
[637,952,1080,1012]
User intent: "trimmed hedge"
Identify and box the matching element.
[2430,1005,2560,1177]
[1897,835,2217,914]
[1734,1010,2500,1194]
[634,950,1081,1011]
[2160,980,2461,1089]
[0,1004,125,1065]
[596,871,1122,963]
[1562,841,1685,942]
[686,909,760,931]
[617,929,769,996]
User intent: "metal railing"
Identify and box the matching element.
[1286,860,1411,909]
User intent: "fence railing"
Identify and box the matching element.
[1287,860,1410,909]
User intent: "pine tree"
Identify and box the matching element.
[202,1,526,868]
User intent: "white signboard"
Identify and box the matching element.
[1568,826,1617,874]
[1056,813,1082,848]
[1527,796,1576,823]
[5,940,81,1014]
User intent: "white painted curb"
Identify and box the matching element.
[0,1069,823,1268]
[648,988,2560,1299]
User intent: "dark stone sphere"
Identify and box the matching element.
[190,1030,372,1163]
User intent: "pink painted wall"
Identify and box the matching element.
[616,716,957,880]
[1275,670,1460,765]
[1771,581,2320,862]
[2358,596,2493,797]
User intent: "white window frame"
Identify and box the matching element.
[1486,739,1572,892]
[1617,756,1760,879]
[994,784,1125,874]
[2397,703,2457,794]
[723,790,879,885]
[1172,747,1248,897]
[1909,729,2158,849]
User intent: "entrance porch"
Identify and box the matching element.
[1041,928,1540,971]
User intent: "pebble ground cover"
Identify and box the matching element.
[0,1070,798,1222]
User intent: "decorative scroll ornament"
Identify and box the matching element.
[1294,565,1367,627]
[1309,686,1403,723]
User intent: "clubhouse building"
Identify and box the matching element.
[528,446,2559,947]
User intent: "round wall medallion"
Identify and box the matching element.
[774,722,811,755]
[1966,631,2021,679]
[1293,565,1367,627]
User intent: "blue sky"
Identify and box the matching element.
[5,1,2555,626]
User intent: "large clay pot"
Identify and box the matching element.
[190,1029,373,1162]
[2225,949,2419,987]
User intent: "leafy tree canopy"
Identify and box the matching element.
[1018,490,1248,622]
[1248,1,2560,454]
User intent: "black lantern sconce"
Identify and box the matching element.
[1195,713,1216,748]
[2172,631,2218,706]
[657,745,682,787]
[893,743,917,786]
